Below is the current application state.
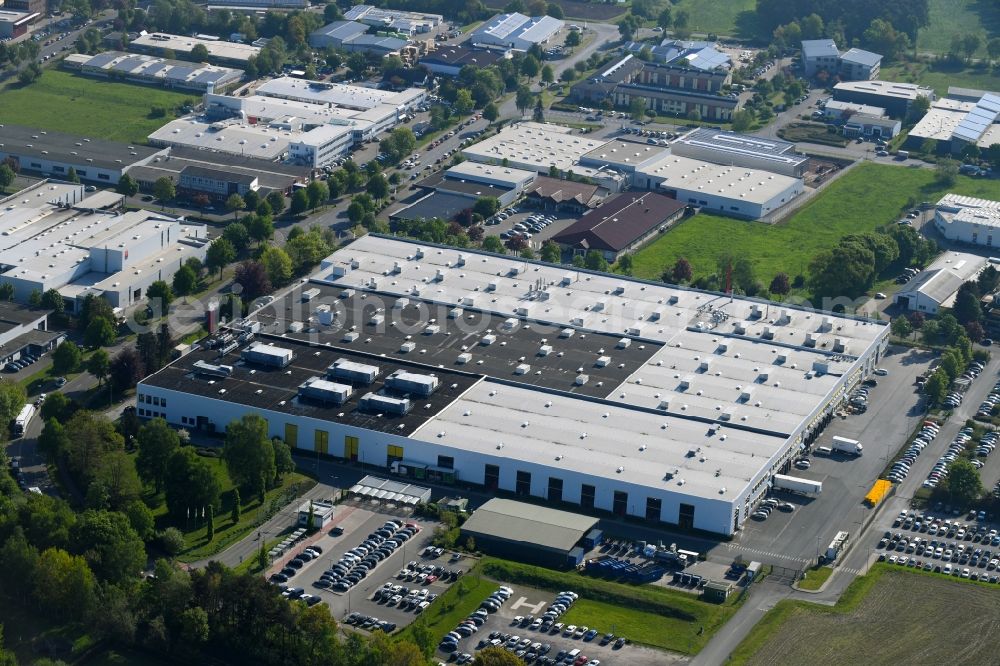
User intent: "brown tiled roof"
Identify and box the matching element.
[553,192,686,253]
[524,176,601,205]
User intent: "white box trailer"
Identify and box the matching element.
[831,436,863,456]
[773,473,822,496]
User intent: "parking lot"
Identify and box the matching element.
[877,509,1000,582]
[267,506,449,627]
[439,583,680,666]
[487,209,581,250]
[725,345,936,567]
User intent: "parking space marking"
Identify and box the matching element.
[508,596,545,614]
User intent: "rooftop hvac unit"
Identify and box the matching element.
[833,337,847,353]
[487,279,499,292]
[627,325,643,336]
[649,309,663,322]
[435,268,447,282]
[699,359,712,372]
[740,387,753,401]
[456,253,466,267]
[386,370,439,396]
[560,328,575,338]
[575,374,589,385]
[241,341,293,368]
[804,332,817,347]
[538,345,553,357]
[242,321,261,334]
[717,342,728,353]
[613,284,625,295]
[668,294,679,305]
[514,363,530,375]
[502,317,519,331]
[456,352,471,364]
[812,360,829,375]
[461,294,476,306]
[369,313,385,326]
[340,288,355,299]
[301,287,321,302]
[481,334,497,346]
[448,307,462,319]
[509,265,522,276]
[360,392,410,415]
[391,261,402,274]
[720,407,734,421]
[593,299,606,312]
[562,273,574,286]
[316,305,334,326]
[220,340,239,355]
[298,377,352,405]
[399,341,416,353]
[394,297,409,309]
[733,321,747,334]
[342,331,360,343]
[515,305,530,317]
[328,358,379,384]
[571,317,584,327]
[820,316,832,331]
[750,303,763,318]
[758,367,772,381]
[193,360,234,378]
[761,326,774,340]
[775,352,787,364]
[679,375,692,390]
[617,338,631,349]
[658,398,670,410]
[424,324,440,335]
[414,247,424,259]
[777,308,790,325]
[331,264,351,278]
[288,322,304,333]
[595,356,610,368]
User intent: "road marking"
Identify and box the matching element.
[724,544,808,564]
[509,596,546,614]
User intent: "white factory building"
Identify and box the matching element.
[137,235,889,536]
[130,32,261,66]
[470,13,563,51]
[934,193,1000,247]
[0,182,208,311]
[343,4,443,34]
[635,153,804,219]
[893,250,988,315]
[63,51,244,93]
[671,128,810,178]
[907,91,1000,154]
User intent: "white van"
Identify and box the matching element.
[815,446,833,455]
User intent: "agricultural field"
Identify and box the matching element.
[0,70,193,144]
[671,0,755,37]
[733,566,1000,665]
[916,0,1000,56]
[631,163,1000,287]
[486,0,626,21]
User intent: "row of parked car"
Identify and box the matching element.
[4,353,42,373]
[269,543,326,585]
[439,585,513,653]
[892,509,999,543]
[372,581,437,613]
[313,520,419,593]
[886,420,940,484]
[975,377,1000,419]
[343,612,396,634]
[751,497,795,521]
[395,559,461,585]
[924,426,978,489]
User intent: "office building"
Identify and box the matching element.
[800,39,840,78]
[893,250,987,315]
[801,40,881,80]
[0,9,35,39]
[934,194,1000,247]
[671,128,809,178]
[832,80,934,118]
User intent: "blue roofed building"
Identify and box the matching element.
[624,39,731,71]
[838,48,882,81]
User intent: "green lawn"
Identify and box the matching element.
[146,454,315,562]
[0,69,194,144]
[916,0,1000,56]
[396,573,495,643]
[631,164,1000,286]
[881,61,1000,97]
[796,566,833,591]
[672,0,755,37]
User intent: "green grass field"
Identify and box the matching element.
[0,69,193,144]
[631,164,1000,286]
[671,0,755,37]
[795,566,833,591]
[145,454,314,562]
[880,61,1000,97]
[916,0,1000,56]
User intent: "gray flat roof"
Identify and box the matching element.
[839,48,882,68]
[801,39,839,59]
[0,124,160,170]
[390,191,474,222]
[460,498,598,552]
[674,128,809,169]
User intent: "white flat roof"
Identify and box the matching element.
[937,193,1000,230]
[131,33,260,62]
[638,153,802,204]
[148,117,294,160]
[461,122,607,173]
[444,160,536,186]
[256,76,423,111]
[834,80,933,101]
[415,379,787,502]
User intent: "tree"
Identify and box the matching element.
[923,368,949,405]
[53,340,82,375]
[515,85,534,116]
[920,137,938,155]
[222,222,251,253]
[474,646,525,666]
[124,499,155,541]
[41,288,64,314]
[953,283,983,324]
[260,246,293,287]
[164,447,220,519]
[481,235,505,254]
[629,97,647,120]
[945,459,983,507]
[266,191,286,216]
[366,173,390,202]
[618,13,640,41]
[172,264,198,296]
[225,193,245,222]
[290,188,310,215]
[666,257,693,284]
[38,418,70,460]
[233,261,271,302]
[540,64,554,84]
[0,163,15,192]
[159,527,185,555]
[891,315,913,338]
[584,250,609,272]
[455,89,475,115]
[248,214,274,245]
[87,349,110,386]
[987,37,1000,64]
[306,180,329,210]
[85,315,117,348]
[533,97,545,123]
[153,177,175,207]
[95,450,143,510]
[472,197,500,219]
[40,392,74,423]
[0,283,12,302]
[617,253,634,275]
[35,547,96,620]
[231,488,241,524]
[769,273,791,297]
[147,280,173,310]
[190,43,209,62]
[110,347,144,394]
[223,414,276,500]
[206,503,215,540]
[136,418,180,493]
[206,237,237,277]
[540,241,561,263]
[732,109,754,132]
[483,101,499,124]
[285,227,334,274]
[961,33,984,63]
[72,509,146,582]
[521,53,541,78]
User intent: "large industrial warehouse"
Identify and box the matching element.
[137,236,889,536]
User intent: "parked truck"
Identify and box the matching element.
[773,473,822,496]
[831,436,863,456]
[824,530,850,562]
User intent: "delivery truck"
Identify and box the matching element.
[772,473,822,496]
[831,436,863,456]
